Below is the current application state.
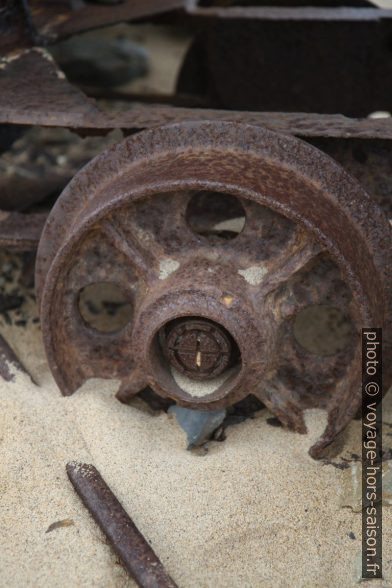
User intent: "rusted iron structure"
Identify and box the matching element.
[0,1,391,458]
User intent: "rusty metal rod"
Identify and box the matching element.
[84,88,207,108]
[66,462,178,588]
[185,6,392,22]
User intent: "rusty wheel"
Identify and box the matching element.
[35,121,391,458]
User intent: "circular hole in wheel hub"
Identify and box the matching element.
[293,304,354,356]
[78,282,132,333]
[186,191,246,240]
[159,317,241,381]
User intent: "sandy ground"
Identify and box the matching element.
[0,262,391,588]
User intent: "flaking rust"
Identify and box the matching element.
[34,121,391,459]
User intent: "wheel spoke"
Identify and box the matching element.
[101,192,195,282]
[254,376,307,434]
[116,368,148,404]
[101,219,156,281]
[258,228,323,298]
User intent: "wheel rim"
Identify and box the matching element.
[35,121,391,458]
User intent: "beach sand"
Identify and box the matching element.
[0,275,391,588]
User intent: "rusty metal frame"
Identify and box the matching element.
[186,6,392,22]
[1,0,186,51]
[0,3,391,459]
[2,45,392,138]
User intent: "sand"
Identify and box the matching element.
[1,280,392,588]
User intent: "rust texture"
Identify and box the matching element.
[0,49,103,128]
[2,50,392,140]
[309,138,392,218]
[35,121,392,458]
[66,462,178,588]
[0,1,185,50]
[0,210,47,250]
[30,0,184,44]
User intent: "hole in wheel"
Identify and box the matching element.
[78,282,132,333]
[293,304,354,356]
[186,191,246,240]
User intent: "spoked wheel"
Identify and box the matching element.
[35,121,391,458]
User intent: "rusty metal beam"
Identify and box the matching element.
[0,210,47,250]
[5,2,390,55]
[185,6,392,22]
[0,0,186,50]
[1,49,392,140]
[31,0,185,42]
[0,49,102,126]
[104,109,392,140]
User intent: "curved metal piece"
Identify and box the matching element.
[35,121,391,458]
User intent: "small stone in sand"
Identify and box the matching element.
[169,405,226,448]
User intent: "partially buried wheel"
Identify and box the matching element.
[35,121,391,458]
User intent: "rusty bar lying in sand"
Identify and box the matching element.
[66,462,178,588]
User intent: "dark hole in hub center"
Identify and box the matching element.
[159,317,240,381]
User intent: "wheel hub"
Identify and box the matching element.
[162,318,233,381]
[130,260,272,407]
